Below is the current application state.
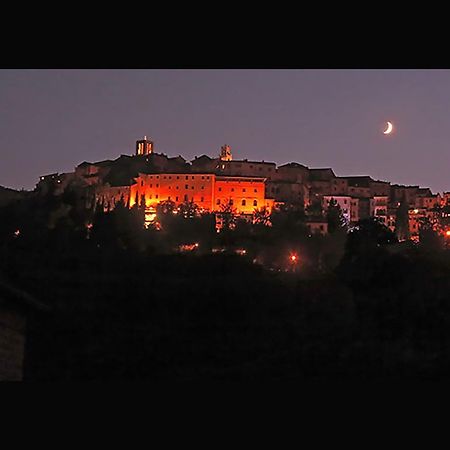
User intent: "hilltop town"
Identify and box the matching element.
[34,136,450,241]
[4,136,450,381]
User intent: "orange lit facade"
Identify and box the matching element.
[100,173,274,215]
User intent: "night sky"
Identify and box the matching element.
[1,69,450,192]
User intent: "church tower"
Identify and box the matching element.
[136,136,154,156]
[220,144,232,161]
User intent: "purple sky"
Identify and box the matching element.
[1,69,450,192]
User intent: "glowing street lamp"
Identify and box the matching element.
[289,253,299,272]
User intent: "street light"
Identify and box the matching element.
[289,253,299,272]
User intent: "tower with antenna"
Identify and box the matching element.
[136,136,154,156]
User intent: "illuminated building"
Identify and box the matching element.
[126,173,273,215]
[136,136,154,156]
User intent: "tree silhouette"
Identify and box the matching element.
[253,206,271,227]
[179,200,199,219]
[218,199,237,231]
[326,198,347,234]
[395,196,410,241]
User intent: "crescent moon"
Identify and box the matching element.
[383,121,393,134]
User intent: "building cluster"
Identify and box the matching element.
[37,137,449,237]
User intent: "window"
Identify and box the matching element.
[201,197,204,202]
[141,181,144,187]
[191,186,194,189]
[149,195,152,199]
[184,194,188,201]
[176,196,179,202]
[168,196,171,200]
[176,186,179,189]
[155,195,159,199]
[218,187,222,191]
[231,188,234,192]
[230,199,234,205]
[243,188,246,192]
[320,225,324,231]
[254,189,257,193]
[156,176,159,179]
[186,176,189,180]
[242,199,246,206]
[217,199,221,205]
[163,176,166,179]
[177,176,179,180]
[253,200,257,207]
[201,176,204,179]
[156,184,159,188]
[150,184,153,188]
[207,176,210,180]
[201,186,204,189]
[185,185,189,189]
[192,176,194,180]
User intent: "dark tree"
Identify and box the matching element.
[326,198,347,234]
[395,198,410,241]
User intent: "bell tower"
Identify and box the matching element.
[136,136,154,156]
[220,144,232,161]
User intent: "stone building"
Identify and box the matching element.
[0,280,47,381]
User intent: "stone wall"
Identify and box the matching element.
[0,303,26,381]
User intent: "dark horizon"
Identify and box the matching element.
[2,69,450,193]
